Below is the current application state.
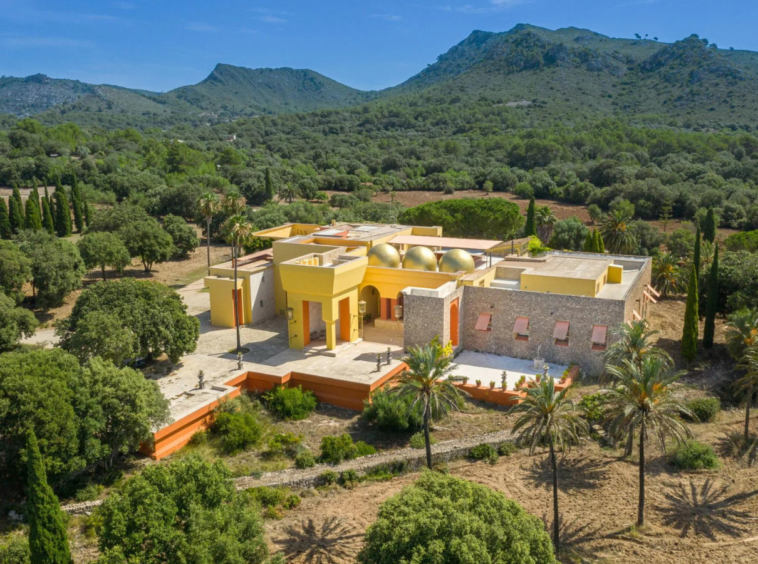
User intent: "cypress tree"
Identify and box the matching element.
[26,431,72,564]
[54,190,72,237]
[70,174,84,233]
[703,245,719,349]
[703,208,716,243]
[264,167,275,202]
[582,229,594,252]
[693,225,701,280]
[25,187,43,231]
[525,197,536,237]
[41,197,55,234]
[84,201,91,227]
[0,197,11,239]
[8,188,24,234]
[596,229,606,254]
[682,264,699,362]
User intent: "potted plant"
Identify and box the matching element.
[516,375,526,389]
[462,376,469,385]
[475,379,482,387]
[501,371,508,389]
[560,369,569,383]
[490,381,496,389]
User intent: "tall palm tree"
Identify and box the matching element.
[511,378,587,551]
[198,191,221,275]
[604,320,671,370]
[724,308,758,360]
[600,208,638,254]
[390,344,465,470]
[603,357,693,527]
[222,214,253,353]
[651,252,685,297]
[535,205,558,243]
[736,345,758,441]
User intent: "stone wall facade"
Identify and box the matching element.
[403,283,464,352]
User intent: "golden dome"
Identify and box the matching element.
[402,246,438,271]
[367,243,401,268]
[438,249,476,274]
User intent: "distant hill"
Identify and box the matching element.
[4,25,758,128]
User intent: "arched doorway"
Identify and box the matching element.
[450,299,459,347]
[359,285,380,322]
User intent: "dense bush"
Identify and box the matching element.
[685,398,721,422]
[96,455,271,564]
[0,535,30,564]
[469,443,499,464]
[294,450,316,469]
[670,440,721,470]
[319,470,338,486]
[362,386,422,433]
[498,442,518,457]
[409,432,437,449]
[340,469,360,489]
[266,432,302,457]
[264,385,317,421]
[212,411,263,454]
[358,472,555,563]
[318,434,376,464]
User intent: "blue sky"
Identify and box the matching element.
[1,0,756,92]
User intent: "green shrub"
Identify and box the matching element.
[318,434,376,464]
[364,462,406,482]
[319,470,338,486]
[578,393,606,423]
[282,494,301,510]
[469,443,499,464]
[0,535,30,564]
[671,440,721,470]
[340,469,360,489]
[358,472,555,563]
[75,483,104,502]
[362,386,422,432]
[294,450,316,469]
[264,385,317,420]
[212,411,263,454]
[686,398,721,423]
[263,505,283,520]
[267,432,303,457]
[409,431,437,449]
[497,442,517,457]
[248,486,287,508]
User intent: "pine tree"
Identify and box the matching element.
[525,197,536,237]
[0,197,11,239]
[264,167,275,202]
[693,225,701,280]
[582,229,594,252]
[703,245,719,349]
[703,208,716,243]
[682,264,699,362]
[8,187,24,234]
[54,190,72,237]
[26,431,72,564]
[25,187,43,231]
[41,197,55,234]
[70,174,84,233]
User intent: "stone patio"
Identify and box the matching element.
[451,350,568,389]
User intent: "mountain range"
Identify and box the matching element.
[3,24,758,128]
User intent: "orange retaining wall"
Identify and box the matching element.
[144,362,407,460]
[455,365,579,407]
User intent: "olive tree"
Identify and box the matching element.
[78,232,131,280]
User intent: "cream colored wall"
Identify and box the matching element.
[205,276,248,327]
[520,267,609,298]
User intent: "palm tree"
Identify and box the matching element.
[736,345,758,441]
[222,214,253,353]
[535,205,558,243]
[724,308,758,360]
[511,378,587,551]
[198,191,221,275]
[603,357,693,527]
[278,184,298,204]
[600,208,638,254]
[652,253,685,297]
[390,344,465,470]
[604,320,672,369]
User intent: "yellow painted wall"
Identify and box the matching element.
[205,276,249,327]
[461,267,498,288]
[608,264,623,283]
[272,240,343,314]
[360,266,459,300]
[520,268,608,298]
[254,223,322,239]
[411,226,443,236]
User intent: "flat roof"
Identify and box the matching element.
[523,255,611,281]
[389,235,503,251]
[211,249,273,272]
